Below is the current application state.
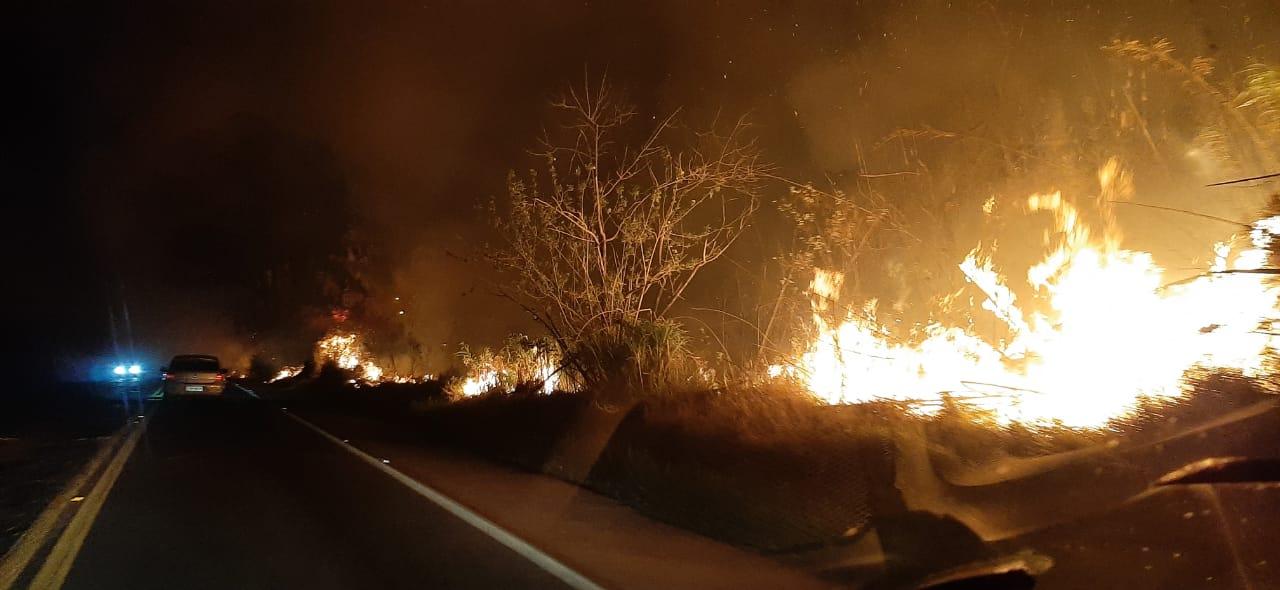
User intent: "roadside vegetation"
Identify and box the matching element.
[262,38,1280,563]
[484,78,767,397]
[269,365,1276,553]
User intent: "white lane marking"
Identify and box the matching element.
[28,414,150,590]
[284,411,605,590]
[232,383,260,399]
[0,429,124,590]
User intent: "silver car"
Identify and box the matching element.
[162,354,227,396]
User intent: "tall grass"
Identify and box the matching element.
[570,318,704,399]
[452,334,565,395]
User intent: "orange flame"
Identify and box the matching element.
[776,160,1278,429]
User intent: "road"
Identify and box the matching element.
[57,392,571,590]
[28,384,1277,589]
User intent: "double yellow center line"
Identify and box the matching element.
[0,414,150,590]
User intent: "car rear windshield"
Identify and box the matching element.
[170,357,220,372]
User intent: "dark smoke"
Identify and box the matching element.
[11,0,1280,378]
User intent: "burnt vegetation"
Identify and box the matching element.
[263,25,1280,575]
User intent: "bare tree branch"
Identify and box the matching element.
[487,79,768,389]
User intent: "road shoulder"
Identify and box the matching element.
[291,407,832,590]
[0,414,148,590]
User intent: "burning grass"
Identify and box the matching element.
[259,40,1280,559]
[267,175,1280,549]
[453,334,565,397]
[277,367,1266,552]
[770,169,1280,431]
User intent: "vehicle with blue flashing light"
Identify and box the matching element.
[111,362,144,379]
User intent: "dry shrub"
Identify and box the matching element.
[488,78,767,395]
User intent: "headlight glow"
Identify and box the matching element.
[128,364,142,375]
[112,365,127,376]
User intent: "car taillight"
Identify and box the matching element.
[163,372,175,380]
[215,373,225,382]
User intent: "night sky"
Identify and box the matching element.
[10,1,1280,388]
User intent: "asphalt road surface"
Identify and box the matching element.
[59,393,570,590]
[34,386,1280,590]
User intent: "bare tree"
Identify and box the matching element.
[489,79,767,391]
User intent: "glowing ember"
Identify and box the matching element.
[775,161,1279,429]
[317,333,362,370]
[535,355,559,394]
[456,360,561,397]
[268,366,302,383]
[361,361,383,382]
[287,331,435,385]
[454,343,563,397]
[460,369,500,397]
[390,374,432,384]
[315,331,387,382]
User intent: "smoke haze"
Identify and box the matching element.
[11,0,1280,376]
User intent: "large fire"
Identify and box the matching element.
[777,160,1279,429]
[312,331,427,384]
